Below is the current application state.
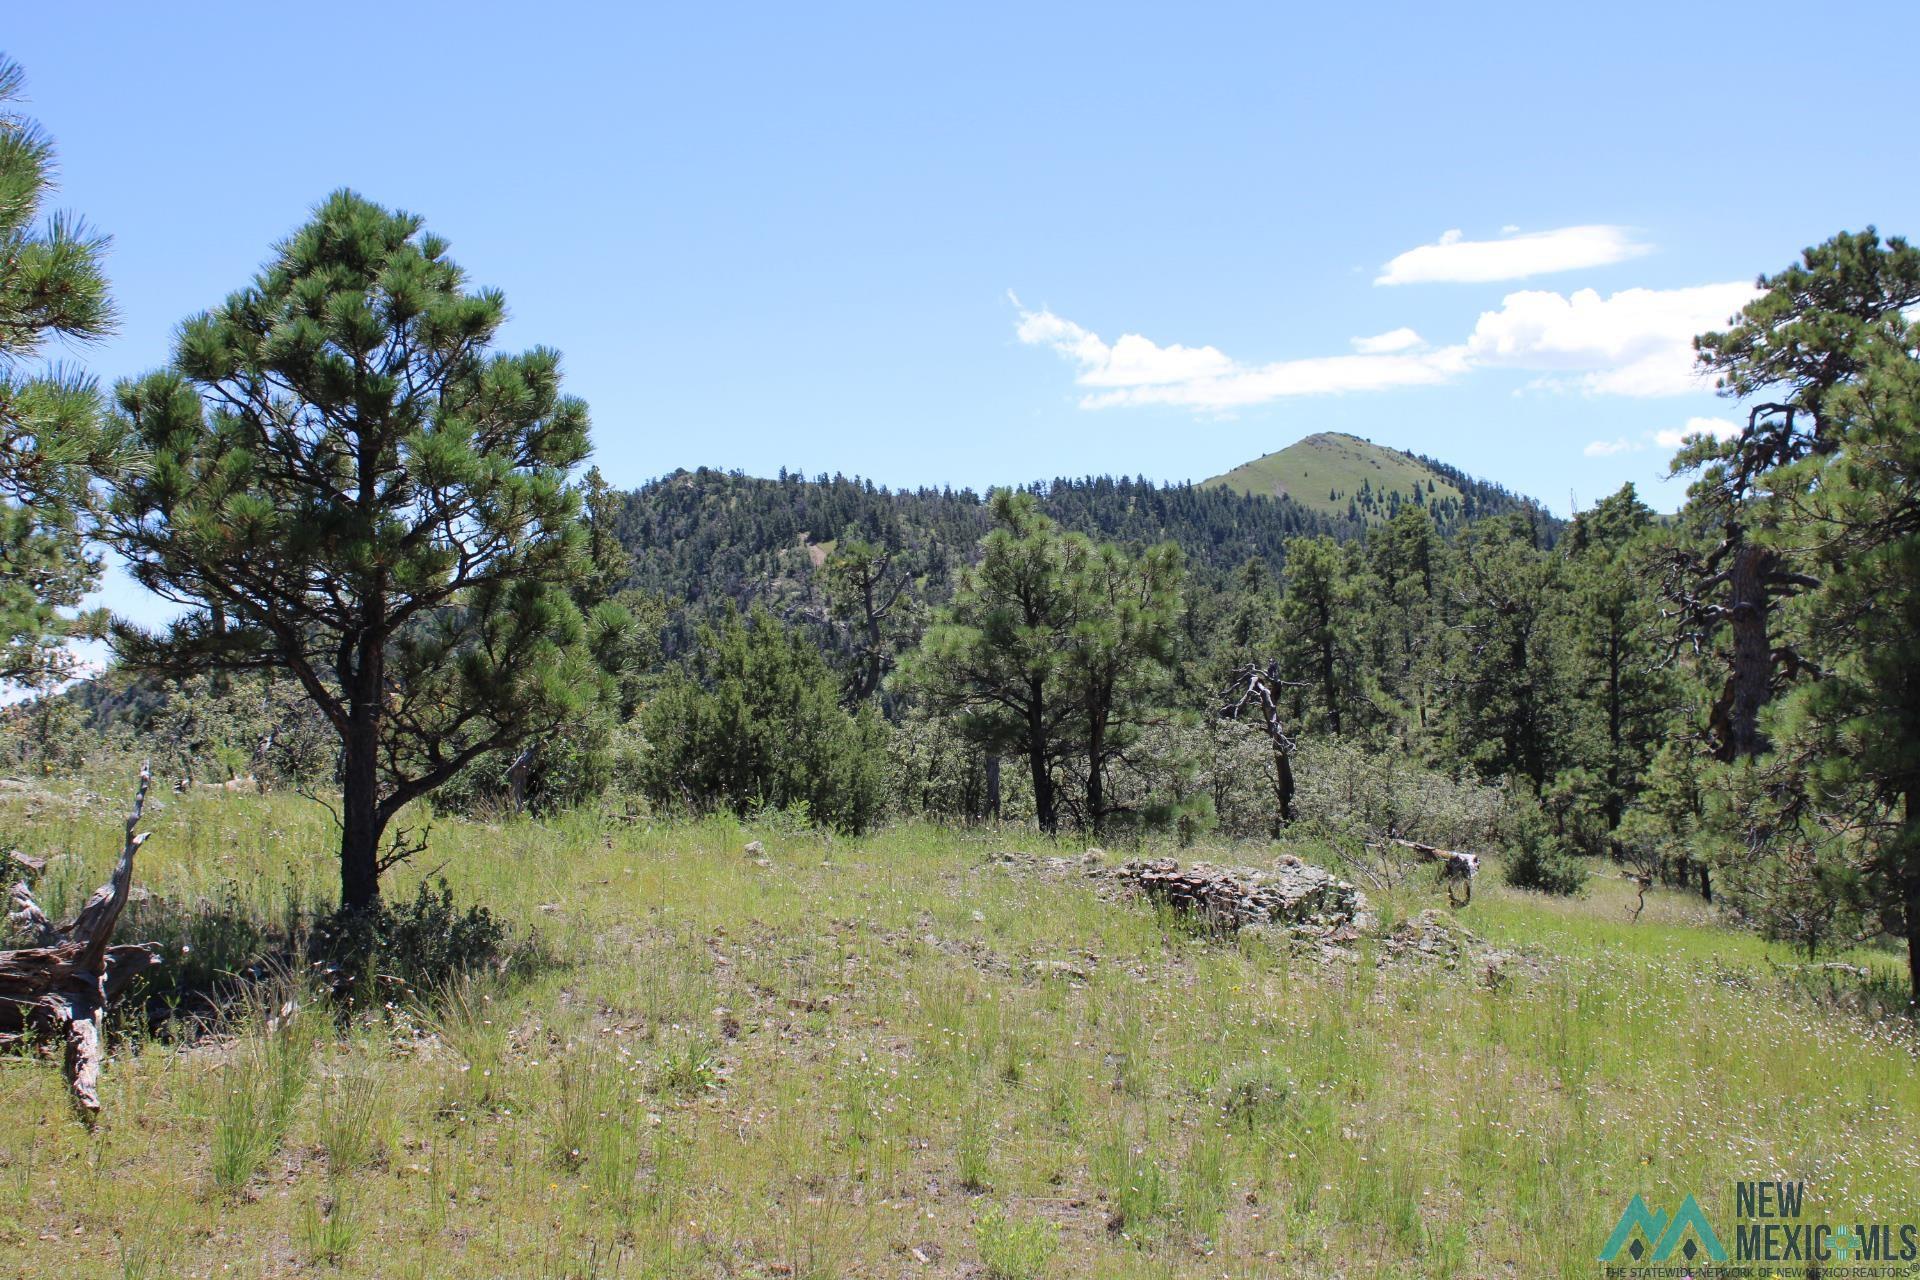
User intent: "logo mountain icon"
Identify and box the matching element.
[1598,1194,1728,1263]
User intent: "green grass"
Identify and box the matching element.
[0,782,1915,1277]
[1202,430,1463,519]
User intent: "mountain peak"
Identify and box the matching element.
[1202,432,1464,524]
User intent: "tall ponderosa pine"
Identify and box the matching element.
[1443,515,1574,793]
[106,191,604,912]
[1062,538,1182,835]
[900,490,1083,832]
[1692,229,1920,1004]
[1780,333,1920,1001]
[1275,536,1360,736]
[1673,230,1919,761]
[1563,485,1672,838]
[0,55,126,688]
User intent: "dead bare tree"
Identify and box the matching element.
[1220,662,1308,828]
[0,765,159,1116]
[1624,871,1654,922]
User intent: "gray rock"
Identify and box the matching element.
[1111,857,1371,937]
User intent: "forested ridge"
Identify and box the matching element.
[607,458,1552,615]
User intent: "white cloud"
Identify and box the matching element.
[1013,301,1234,389]
[1652,416,1742,449]
[1080,347,1471,409]
[1012,300,1467,409]
[1581,417,1743,460]
[1583,438,1645,457]
[1012,278,1761,413]
[1467,281,1760,396]
[1350,327,1424,355]
[1376,224,1653,286]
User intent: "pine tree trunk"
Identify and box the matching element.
[1085,715,1106,837]
[859,579,883,701]
[1317,606,1341,734]
[1027,682,1055,833]
[1605,625,1625,829]
[1723,544,1773,760]
[339,711,383,915]
[1906,868,1920,1015]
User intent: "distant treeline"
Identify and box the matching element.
[607,464,1553,615]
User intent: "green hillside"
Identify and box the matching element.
[1203,430,1465,523]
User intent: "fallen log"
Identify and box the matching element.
[1377,838,1480,905]
[0,765,159,1116]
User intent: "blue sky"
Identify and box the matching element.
[9,1,1918,626]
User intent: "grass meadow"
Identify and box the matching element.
[0,782,1915,1279]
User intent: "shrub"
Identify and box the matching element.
[311,879,521,1005]
[637,606,887,832]
[1292,738,1505,851]
[1499,785,1587,895]
[115,881,289,1016]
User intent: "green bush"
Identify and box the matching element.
[637,606,886,833]
[311,879,519,1003]
[1499,784,1587,895]
[1293,737,1505,850]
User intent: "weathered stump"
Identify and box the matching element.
[0,766,159,1116]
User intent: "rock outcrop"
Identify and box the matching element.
[1110,855,1371,940]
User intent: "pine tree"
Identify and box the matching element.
[1362,506,1443,740]
[1563,485,1672,837]
[1784,337,1920,1001]
[639,605,886,832]
[104,191,604,913]
[1704,233,1912,997]
[0,56,126,688]
[1671,230,1918,761]
[897,490,1082,832]
[824,530,915,705]
[1275,536,1359,735]
[1443,515,1575,792]
[1061,538,1182,834]
[1682,228,1920,1004]
[1223,556,1275,655]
